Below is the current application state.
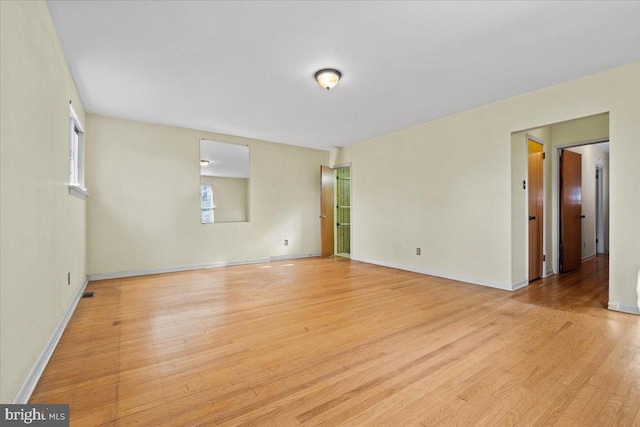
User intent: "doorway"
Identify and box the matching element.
[511,112,610,293]
[596,166,604,254]
[557,140,609,274]
[320,164,352,258]
[335,166,351,257]
[528,137,544,281]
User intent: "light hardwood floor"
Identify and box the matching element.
[30,255,640,426]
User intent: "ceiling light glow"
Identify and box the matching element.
[314,68,341,90]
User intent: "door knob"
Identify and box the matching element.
[580,215,586,219]
[319,215,326,219]
[529,216,536,220]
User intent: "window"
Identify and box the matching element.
[68,103,88,199]
[200,184,214,224]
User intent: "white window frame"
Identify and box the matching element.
[68,103,89,199]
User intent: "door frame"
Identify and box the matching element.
[525,134,547,281]
[596,165,604,254]
[552,137,609,274]
[332,162,353,257]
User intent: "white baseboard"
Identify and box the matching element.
[351,256,511,291]
[582,253,596,262]
[608,301,640,316]
[87,258,272,281]
[511,279,528,291]
[88,253,322,281]
[513,269,555,289]
[269,252,321,262]
[12,278,89,404]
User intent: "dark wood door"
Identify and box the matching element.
[528,152,544,281]
[560,149,582,272]
[320,166,334,257]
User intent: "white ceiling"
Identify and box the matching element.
[47,1,640,151]
[200,140,249,178]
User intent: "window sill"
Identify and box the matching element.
[68,185,89,200]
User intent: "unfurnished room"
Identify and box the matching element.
[1,1,640,425]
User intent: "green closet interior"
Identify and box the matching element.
[336,167,350,256]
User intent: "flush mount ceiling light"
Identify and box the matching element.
[314,68,341,90]
[200,160,210,166]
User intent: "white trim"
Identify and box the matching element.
[543,269,554,278]
[607,301,640,316]
[68,185,89,200]
[88,257,273,281]
[554,137,609,150]
[511,279,528,291]
[89,254,324,280]
[332,162,352,168]
[351,256,512,291]
[12,278,89,404]
[595,165,605,254]
[582,254,596,262]
[269,252,321,262]
[69,103,84,132]
[69,103,86,189]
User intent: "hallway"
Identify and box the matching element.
[513,255,609,316]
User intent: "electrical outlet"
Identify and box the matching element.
[284,240,288,246]
[67,272,71,286]
[416,248,421,255]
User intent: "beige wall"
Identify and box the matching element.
[0,1,87,402]
[200,176,249,223]
[552,113,609,146]
[86,115,328,276]
[334,62,639,311]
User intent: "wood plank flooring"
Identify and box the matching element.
[30,255,640,426]
[512,254,610,316]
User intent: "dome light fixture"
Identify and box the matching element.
[314,68,341,90]
[200,160,210,167]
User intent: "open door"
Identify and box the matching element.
[528,149,544,281]
[320,166,334,257]
[560,149,582,272]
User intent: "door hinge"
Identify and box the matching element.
[543,254,546,262]
[523,180,526,190]
[543,153,546,159]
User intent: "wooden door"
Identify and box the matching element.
[320,166,334,257]
[528,151,544,281]
[560,150,582,272]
